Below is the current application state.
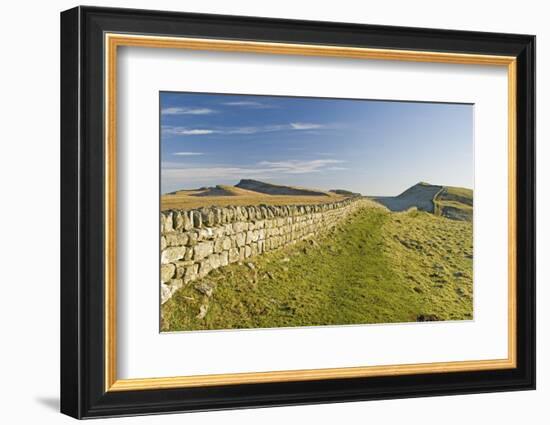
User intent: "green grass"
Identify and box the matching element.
[433,186,473,221]
[441,186,474,203]
[162,205,473,331]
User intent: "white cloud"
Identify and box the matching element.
[161,107,216,115]
[289,122,325,130]
[223,101,261,106]
[162,159,347,185]
[164,127,216,135]
[258,159,345,174]
[222,101,274,109]
[173,152,204,156]
[162,122,337,136]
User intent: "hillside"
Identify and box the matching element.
[190,185,236,197]
[434,186,473,221]
[235,179,330,196]
[162,180,473,220]
[161,180,343,211]
[329,189,362,197]
[371,182,442,213]
[371,182,473,221]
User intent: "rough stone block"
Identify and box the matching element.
[173,211,184,231]
[161,246,186,264]
[233,222,247,233]
[228,247,240,263]
[183,211,193,230]
[199,259,212,278]
[184,265,197,283]
[223,224,233,235]
[192,210,202,228]
[193,241,214,260]
[161,263,176,283]
[209,253,222,269]
[198,227,213,241]
[163,212,173,233]
[236,232,246,247]
[214,238,224,253]
[165,232,189,247]
[222,237,232,250]
[174,260,194,278]
[213,227,225,239]
[220,251,229,267]
[184,247,194,260]
[187,231,199,246]
[160,283,172,304]
[170,278,183,293]
[246,230,254,244]
[201,208,215,227]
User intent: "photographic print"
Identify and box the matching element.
[61,9,535,416]
[159,92,474,332]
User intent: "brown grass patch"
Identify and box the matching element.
[161,188,346,211]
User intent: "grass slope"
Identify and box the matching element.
[433,186,473,221]
[162,205,473,331]
[371,183,473,222]
[372,182,442,213]
[235,179,330,196]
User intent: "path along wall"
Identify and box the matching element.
[160,197,366,304]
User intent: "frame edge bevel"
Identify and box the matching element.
[60,6,83,420]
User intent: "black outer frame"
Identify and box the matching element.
[60,5,536,419]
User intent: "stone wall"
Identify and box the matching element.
[160,197,366,304]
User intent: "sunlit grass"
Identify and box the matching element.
[162,206,473,331]
[161,185,344,211]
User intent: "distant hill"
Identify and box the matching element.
[371,182,472,221]
[329,189,362,197]
[190,185,236,197]
[162,180,343,211]
[235,179,330,197]
[163,180,472,220]
[434,186,473,221]
[372,182,443,213]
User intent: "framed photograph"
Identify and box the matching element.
[60,6,535,419]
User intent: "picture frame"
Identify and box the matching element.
[60,5,535,419]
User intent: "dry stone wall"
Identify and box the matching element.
[160,197,366,304]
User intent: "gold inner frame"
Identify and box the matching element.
[104,33,518,392]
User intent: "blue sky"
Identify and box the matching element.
[160,92,473,196]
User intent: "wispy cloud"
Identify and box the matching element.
[161,107,216,115]
[162,159,346,186]
[162,122,337,137]
[222,101,274,109]
[165,128,216,135]
[173,152,204,156]
[289,122,325,130]
[258,159,345,174]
